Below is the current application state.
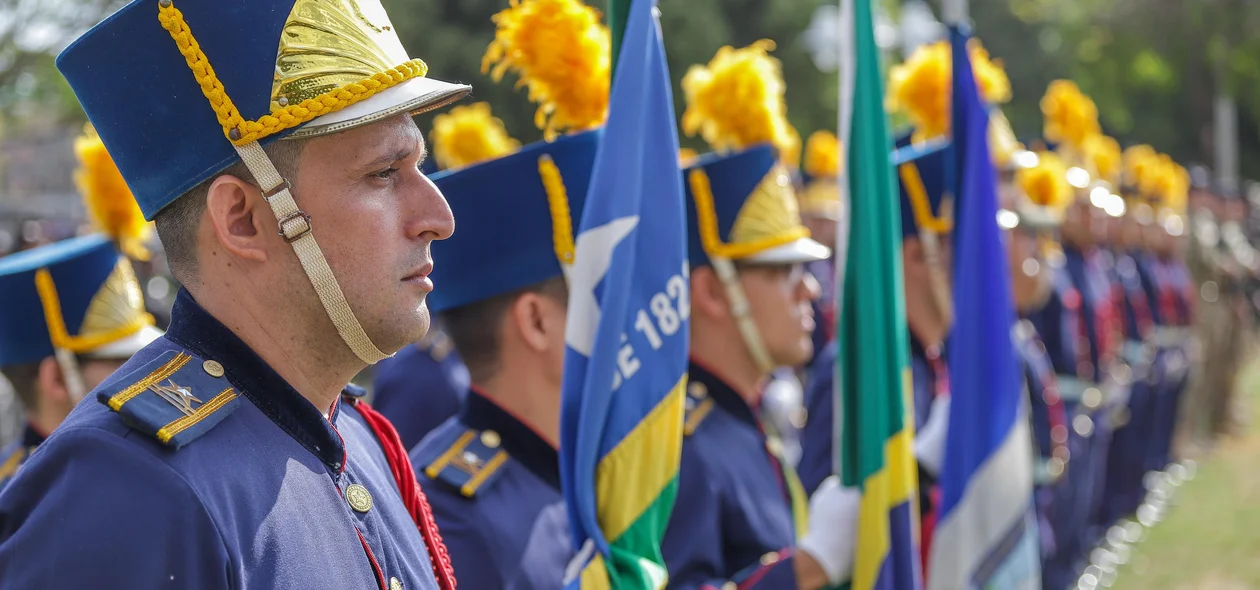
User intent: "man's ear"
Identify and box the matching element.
[36,356,69,407]
[205,174,271,263]
[509,292,566,354]
[689,266,730,320]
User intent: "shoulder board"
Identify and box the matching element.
[683,381,714,437]
[418,426,509,498]
[96,350,241,450]
[0,444,31,490]
[342,383,368,399]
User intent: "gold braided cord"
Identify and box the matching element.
[687,168,808,260]
[537,155,576,266]
[34,268,156,354]
[898,162,954,234]
[156,2,428,146]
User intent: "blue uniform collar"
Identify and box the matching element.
[687,360,760,430]
[21,424,45,449]
[460,387,560,491]
[164,289,348,472]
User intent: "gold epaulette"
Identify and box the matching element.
[422,428,510,497]
[95,350,240,449]
[683,381,715,437]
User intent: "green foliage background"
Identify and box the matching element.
[2,0,1257,179]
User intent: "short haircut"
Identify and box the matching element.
[441,276,569,384]
[154,138,308,285]
[1,361,41,411]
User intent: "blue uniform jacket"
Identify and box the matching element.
[0,290,445,589]
[0,426,44,492]
[372,325,470,450]
[1028,263,1084,378]
[1063,247,1114,379]
[410,388,562,590]
[799,337,941,497]
[663,361,799,589]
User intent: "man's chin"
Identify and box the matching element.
[371,310,431,358]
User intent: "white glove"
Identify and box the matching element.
[914,396,951,477]
[797,476,861,586]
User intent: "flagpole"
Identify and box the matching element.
[608,0,630,77]
[831,0,855,480]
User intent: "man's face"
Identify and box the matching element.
[1063,201,1095,247]
[1007,228,1052,312]
[288,115,454,354]
[803,213,838,250]
[737,263,819,368]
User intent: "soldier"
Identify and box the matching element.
[801,38,1022,565]
[1000,147,1083,589]
[0,0,471,587]
[408,2,610,584]
[798,130,843,363]
[1142,161,1194,478]
[0,127,166,489]
[658,40,861,590]
[410,125,597,588]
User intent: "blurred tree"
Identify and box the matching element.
[386,0,837,157]
[966,0,1260,179]
[0,0,124,133]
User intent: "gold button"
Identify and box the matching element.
[760,551,780,566]
[389,577,403,590]
[480,430,501,449]
[688,382,708,398]
[202,360,225,378]
[723,584,737,590]
[346,484,373,513]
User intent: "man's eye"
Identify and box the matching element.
[373,167,399,180]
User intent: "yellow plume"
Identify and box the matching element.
[969,41,1012,106]
[1123,144,1158,192]
[483,0,610,140]
[429,102,521,170]
[1041,80,1100,151]
[1161,162,1189,215]
[679,147,699,166]
[887,40,1011,142]
[1081,135,1122,185]
[804,130,842,179]
[888,42,950,140]
[73,125,150,260]
[681,40,800,167]
[1017,151,1073,209]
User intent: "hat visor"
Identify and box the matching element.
[289,76,472,139]
[739,237,832,265]
[79,324,165,360]
[1015,204,1065,230]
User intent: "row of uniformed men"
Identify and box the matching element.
[0,1,1205,590]
[367,32,1208,590]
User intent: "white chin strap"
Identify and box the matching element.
[710,257,776,376]
[235,141,390,365]
[54,348,87,403]
[919,229,954,328]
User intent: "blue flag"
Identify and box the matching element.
[927,26,1041,590]
[558,1,689,588]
